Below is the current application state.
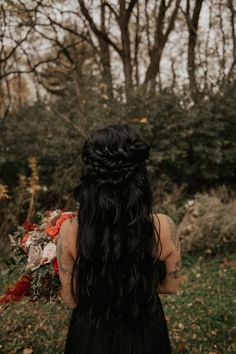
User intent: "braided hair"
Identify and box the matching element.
[71,123,165,332]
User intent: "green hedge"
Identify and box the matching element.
[0,83,235,209]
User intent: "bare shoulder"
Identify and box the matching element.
[158,213,179,250]
[59,217,78,258]
[152,213,179,260]
[60,217,78,235]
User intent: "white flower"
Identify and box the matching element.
[41,242,57,263]
[48,209,62,222]
[27,245,42,265]
[25,235,34,248]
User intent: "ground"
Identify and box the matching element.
[0,251,235,354]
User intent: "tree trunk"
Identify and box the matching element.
[99,2,114,100]
[118,0,137,99]
[134,2,140,87]
[120,22,133,97]
[187,0,204,100]
[227,0,236,81]
[143,0,181,94]
[79,0,137,101]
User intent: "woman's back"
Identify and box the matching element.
[56,124,181,353]
[58,212,180,354]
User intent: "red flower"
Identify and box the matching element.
[20,233,30,252]
[0,275,32,304]
[22,220,37,231]
[12,276,31,297]
[52,257,59,275]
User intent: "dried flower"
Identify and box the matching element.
[27,245,42,265]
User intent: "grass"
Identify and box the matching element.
[161,252,236,354]
[0,251,235,354]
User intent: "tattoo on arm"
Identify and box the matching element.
[166,216,180,251]
[168,260,181,279]
[56,235,71,275]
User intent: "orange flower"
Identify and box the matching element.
[46,226,60,239]
[46,212,77,239]
[55,218,63,228]
[60,213,77,224]
[55,213,76,231]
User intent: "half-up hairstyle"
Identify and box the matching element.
[71,123,165,332]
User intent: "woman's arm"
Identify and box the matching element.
[56,219,78,309]
[155,214,181,294]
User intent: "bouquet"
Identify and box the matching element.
[0,209,77,310]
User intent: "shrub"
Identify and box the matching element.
[178,187,236,254]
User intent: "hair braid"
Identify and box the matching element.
[80,128,150,186]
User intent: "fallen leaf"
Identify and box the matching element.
[219,263,225,270]
[181,274,188,283]
[178,342,186,352]
[210,329,217,336]
[23,348,33,354]
[140,117,148,123]
[230,261,236,270]
[191,323,199,329]
[205,249,212,257]
[195,297,204,304]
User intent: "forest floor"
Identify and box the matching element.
[0,250,235,354]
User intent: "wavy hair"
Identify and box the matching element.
[71,123,165,331]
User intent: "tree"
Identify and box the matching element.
[227,0,236,81]
[182,0,204,100]
[143,0,181,93]
[0,0,235,110]
[79,0,138,99]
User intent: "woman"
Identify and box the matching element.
[57,123,181,354]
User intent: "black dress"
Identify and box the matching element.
[64,292,172,354]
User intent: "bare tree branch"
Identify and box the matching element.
[0,41,82,81]
[228,0,236,59]
[126,0,138,23]
[104,2,119,21]
[163,0,181,44]
[134,1,140,86]
[78,0,123,56]
[0,26,34,64]
[144,0,152,57]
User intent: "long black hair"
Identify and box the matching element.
[71,123,165,331]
